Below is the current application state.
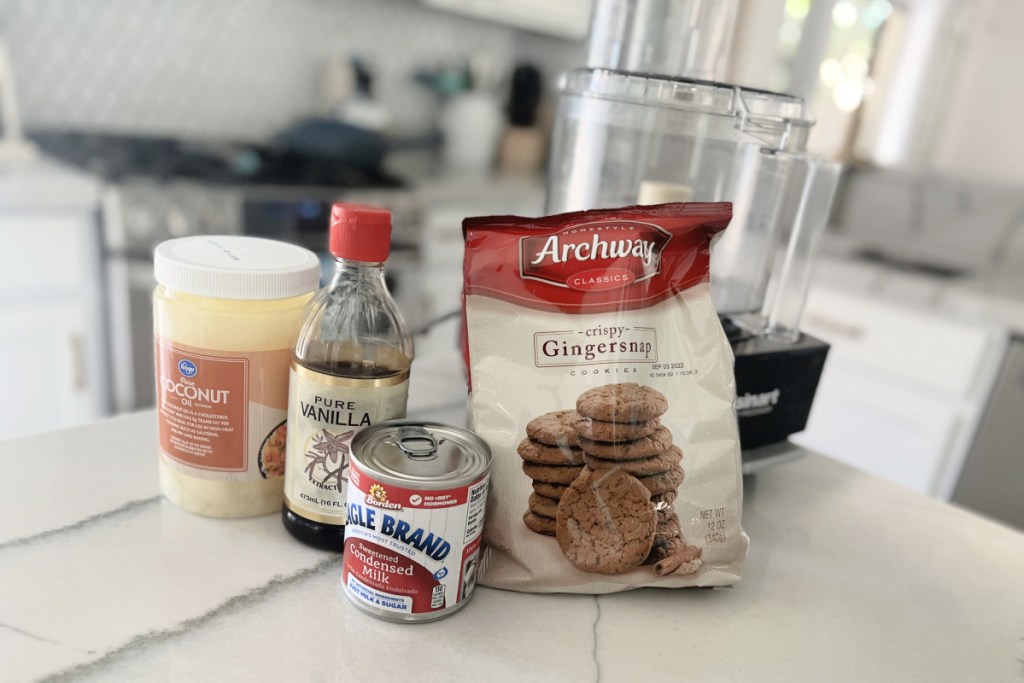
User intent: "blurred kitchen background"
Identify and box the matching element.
[1,0,1022,530]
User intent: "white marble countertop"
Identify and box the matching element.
[3,323,1024,683]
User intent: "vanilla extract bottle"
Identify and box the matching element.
[282,203,413,551]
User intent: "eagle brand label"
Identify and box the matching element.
[342,459,489,621]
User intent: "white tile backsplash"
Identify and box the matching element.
[0,0,582,141]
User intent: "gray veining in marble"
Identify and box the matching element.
[0,497,161,552]
[1,319,1023,682]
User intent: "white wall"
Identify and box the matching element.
[858,0,961,169]
[726,0,785,90]
[925,0,1024,185]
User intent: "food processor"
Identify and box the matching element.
[546,0,840,466]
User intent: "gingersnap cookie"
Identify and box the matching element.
[528,492,560,520]
[574,416,660,443]
[526,410,581,447]
[522,462,585,485]
[636,465,685,495]
[517,437,584,466]
[556,467,657,575]
[577,426,673,460]
[523,511,556,536]
[576,383,668,424]
[653,506,682,540]
[644,501,702,576]
[644,506,684,565]
[584,444,682,475]
[532,482,569,500]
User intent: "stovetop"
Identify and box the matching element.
[30,130,403,189]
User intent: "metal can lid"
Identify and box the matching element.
[350,421,492,490]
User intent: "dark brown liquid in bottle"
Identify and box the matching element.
[299,359,407,379]
[282,356,411,553]
[282,233,413,552]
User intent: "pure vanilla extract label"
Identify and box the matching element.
[284,363,409,524]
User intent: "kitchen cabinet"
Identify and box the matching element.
[0,301,98,437]
[793,279,1008,499]
[0,161,107,439]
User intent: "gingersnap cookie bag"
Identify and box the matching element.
[462,202,747,593]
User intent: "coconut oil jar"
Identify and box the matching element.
[153,236,320,517]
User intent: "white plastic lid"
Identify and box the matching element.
[154,235,321,300]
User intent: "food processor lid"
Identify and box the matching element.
[561,68,814,130]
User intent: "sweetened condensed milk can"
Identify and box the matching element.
[342,421,492,622]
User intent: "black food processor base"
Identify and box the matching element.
[731,333,830,451]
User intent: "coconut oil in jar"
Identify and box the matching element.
[154,236,321,518]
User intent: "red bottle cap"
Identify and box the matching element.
[329,203,392,262]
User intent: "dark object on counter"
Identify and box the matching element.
[499,63,546,172]
[732,333,829,450]
[352,57,375,98]
[508,64,543,127]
